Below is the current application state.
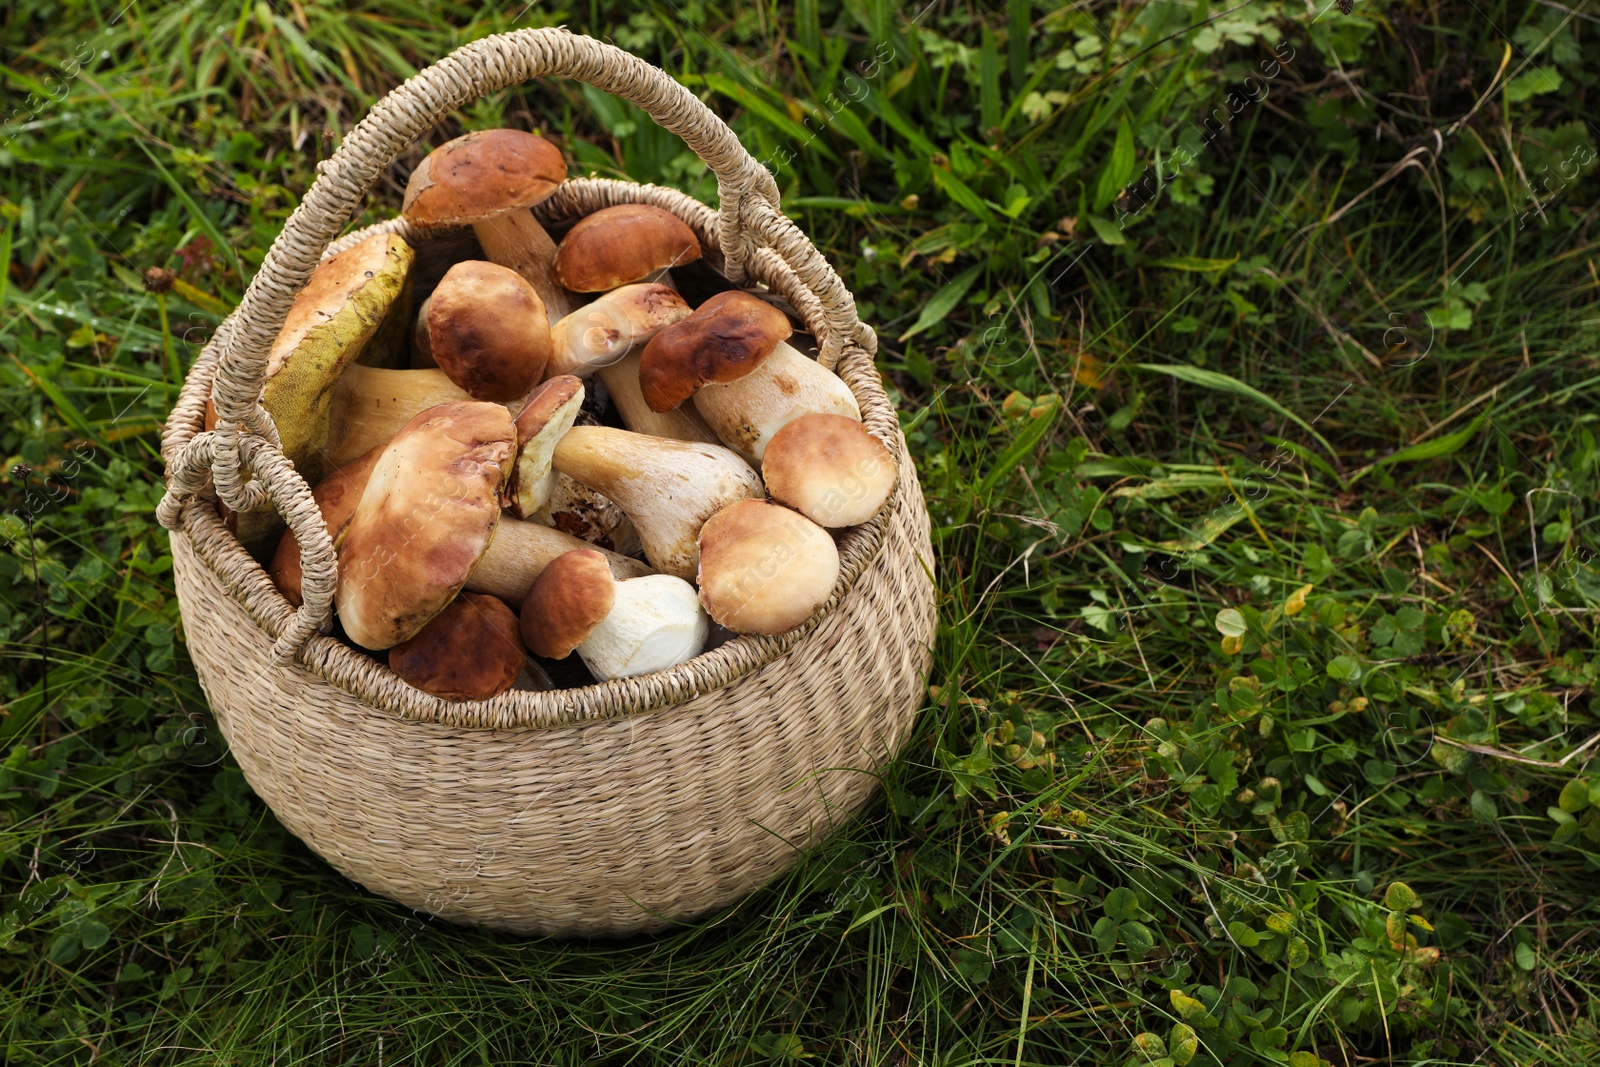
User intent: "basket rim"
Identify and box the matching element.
[166,177,920,733]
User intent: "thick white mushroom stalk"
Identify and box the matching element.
[577,574,709,680]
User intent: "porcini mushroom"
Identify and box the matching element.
[402,129,575,319]
[520,549,708,681]
[552,426,764,580]
[268,443,384,607]
[389,593,526,701]
[336,401,516,649]
[412,260,550,401]
[762,413,896,528]
[638,290,861,463]
[696,498,840,636]
[545,283,717,442]
[552,203,702,293]
[233,231,413,551]
[508,375,585,519]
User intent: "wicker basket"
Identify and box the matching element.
[157,28,935,938]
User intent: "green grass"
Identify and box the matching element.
[2,0,1599,1063]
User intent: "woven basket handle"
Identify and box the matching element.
[159,26,875,662]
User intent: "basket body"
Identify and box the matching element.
[171,450,930,936]
[159,30,936,937]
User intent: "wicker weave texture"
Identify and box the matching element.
[160,29,936,936]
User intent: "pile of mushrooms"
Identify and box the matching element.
[248,129,895,702]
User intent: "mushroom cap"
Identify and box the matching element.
[423,261,551,402]
[266,231,412,379]
[335,401,516,650]
[696,499,840,635]
[638,291,793,412]
[509,375,585,518]
[269,443,385,607]
[519,549,617,659]
[762,414,896,528]
[402,129,565,227]
[389,593,526,701]
[553,204,703,292]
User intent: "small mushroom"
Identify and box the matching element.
[520,549,707,681]
[389,593,526,701]
[696,499,840,636]
[552,203,702,293]
[507,375,585,519]
[552,426,764,581]
[402,129,575,319]
[638,290,861,463]
[762,413,896,528]
[268,443,385,607]
[545,284,717,443]
[236,231,413,551]
[412,260,551,402]
[335,401,516,650]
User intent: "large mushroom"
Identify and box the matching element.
[552,204,702,293]
[232,231,413,551]
[762,413,896,528]
[638,290,861,463]
[696,498,840,636]
[402,129,575,319]
[412,260,551,401]
[389,593,527,701]
[335,401,516,650]
[520,549,708,681]
[551,426,764,581]
[545,283,717,443]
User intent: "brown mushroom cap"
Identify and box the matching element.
[401,129,565,226]
[696,499,840,635]
[762,414,896,528]
[519,549,617,659]
[335,401,516,650]
[553,204,703,292]
[638,291,793,412]
[389,593,526,701]
[423,261,551,402]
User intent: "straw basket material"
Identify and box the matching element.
[157,28,935,938]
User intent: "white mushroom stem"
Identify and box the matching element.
[324,365,472,469]
[600,351,719,444]
[578,574,708,680]
[552,426,764,581]
[471,211,574,320]
[693,341,862,463]
[466,516,649,604]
